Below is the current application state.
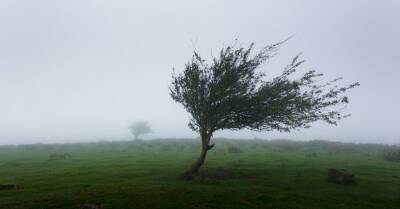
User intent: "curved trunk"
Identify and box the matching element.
[188,144,209,174]
[184,133,215,179]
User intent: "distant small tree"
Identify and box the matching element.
[129,121,153,140]
[170,40,359,178]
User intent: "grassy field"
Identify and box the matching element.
[0,139,399,209]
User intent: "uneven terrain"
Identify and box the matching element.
[0,139,399,209]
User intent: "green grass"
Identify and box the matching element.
[0,139,399,209]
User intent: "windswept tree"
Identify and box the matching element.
[129,121,153,140]
[170,41,359,178]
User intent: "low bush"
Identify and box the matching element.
[384,150,400,162]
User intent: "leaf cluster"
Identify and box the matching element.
[170,42,359,135]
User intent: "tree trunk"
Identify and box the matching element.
[188,144,208,174]
[183,133,214,179]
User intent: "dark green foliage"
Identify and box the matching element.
[170,41,359,135]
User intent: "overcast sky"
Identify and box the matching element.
[1,0,399,145]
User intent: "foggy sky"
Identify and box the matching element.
[1,0,399,145]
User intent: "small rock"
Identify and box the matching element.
[0,184,16,190]
[327,168,355,184]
